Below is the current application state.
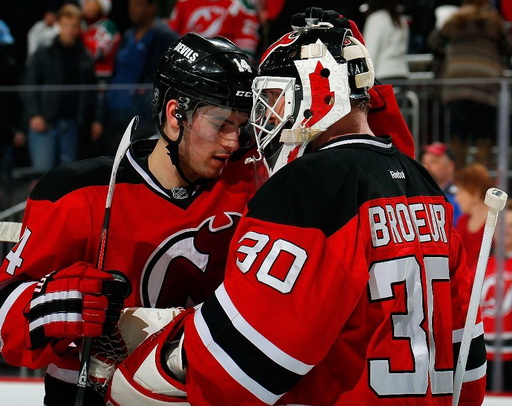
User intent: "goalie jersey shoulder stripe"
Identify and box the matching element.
[246,134,443,237]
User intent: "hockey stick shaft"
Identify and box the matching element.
[452,188,507,405]
[75,116,138,406]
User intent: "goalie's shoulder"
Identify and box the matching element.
[29,157,114,202]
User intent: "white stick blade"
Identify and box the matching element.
[0,222,22,243]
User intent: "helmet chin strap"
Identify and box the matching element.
[156,110,194,186]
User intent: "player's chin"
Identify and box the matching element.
[202,163,225,179]
[211,156,229,170]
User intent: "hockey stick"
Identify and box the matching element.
[75,116,139,406]
[452,187,508,406]
[0,221,22,243]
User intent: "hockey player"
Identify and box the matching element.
[105,7,487,406]
[0,33,258,406]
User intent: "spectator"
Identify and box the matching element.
[80,0,121,158]
[101,0,178,155]
[481,203,512,393]
[0,20,25,189]
[23,4,98,175]
[428,0,512,168]
[26,9,60,65]
[454,162,495,273]
[433,0,461,30]
[420,141,462,225]
[362,0,410,82]
[80,0,121,81]
[168,0,260,64]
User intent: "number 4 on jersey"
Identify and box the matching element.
[5,228,31,275]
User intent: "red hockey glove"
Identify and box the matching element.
[25,262,130,349]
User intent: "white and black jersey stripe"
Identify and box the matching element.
[194,283,313,404]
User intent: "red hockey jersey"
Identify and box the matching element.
[0,139,258,400]
[81,17,121,79]
[168,0,260,61]
[176,134,486,405]
[481,255,512,361]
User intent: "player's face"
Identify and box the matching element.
[263,89,286,124]
[179,105,250,181]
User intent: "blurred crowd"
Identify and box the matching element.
[1,0,512,180]
[0,0,512,394]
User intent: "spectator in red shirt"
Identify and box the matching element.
[454,162,495,273]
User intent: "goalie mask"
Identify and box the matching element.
[152,33,255,183]
[250,15,375,174]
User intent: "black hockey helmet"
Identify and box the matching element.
[152,32,255,127]
[151,33,255,184]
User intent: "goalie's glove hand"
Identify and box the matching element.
[25,262,131,349]
[105,308,194,405]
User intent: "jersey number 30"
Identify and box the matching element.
[369,256,453,396]
[236,231,307,294]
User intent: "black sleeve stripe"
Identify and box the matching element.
[197,290,306,399]
[453,329,487,373]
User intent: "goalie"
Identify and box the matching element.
[105,8,486,406]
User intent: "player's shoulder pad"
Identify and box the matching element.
[30,157,114,202]
[246,151,353,236]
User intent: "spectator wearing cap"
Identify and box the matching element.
[420,141,462,225]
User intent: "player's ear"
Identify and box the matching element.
[165,99,181,130]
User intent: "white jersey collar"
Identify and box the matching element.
[319,134,394,151]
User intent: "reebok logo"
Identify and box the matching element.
[389,170,405,179]
[174,43,199,63]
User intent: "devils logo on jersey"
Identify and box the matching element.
[140,213,241,308]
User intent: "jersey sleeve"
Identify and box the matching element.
[168,0,186,34]
[0,176,101,369]
[183,216,363,404]
[178,162,368,404]
[226,2,260,62]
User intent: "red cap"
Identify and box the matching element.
[423,142,454,161]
